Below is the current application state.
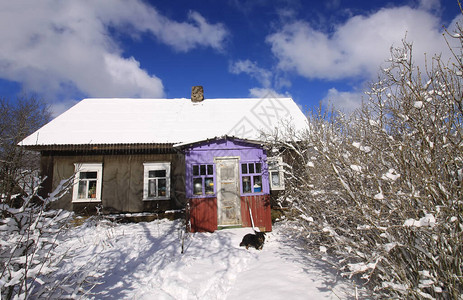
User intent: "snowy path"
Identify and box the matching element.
[226,232,347,300]
[55,219,354,299]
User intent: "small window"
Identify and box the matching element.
[242,175,251,193]
[143,162,171,200]
[73,163,103,202]
[242,164,248,174]
[253,175,262,193]
[193,165,199,176]
[207,164,214,175]
[268,157,285,190]
[193,178,203,195]
[192,164,215,197]
[249,163,255,174]
[205,177,214,194]
[241,162,263,194]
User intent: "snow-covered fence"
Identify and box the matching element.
[266,30,463,299]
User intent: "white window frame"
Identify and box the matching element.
[143,162,171,201]
[72,163,103,203]
[268,157,285,191]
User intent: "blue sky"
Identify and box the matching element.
[0,0,461,116]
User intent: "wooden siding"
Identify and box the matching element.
[183,138,269,198]
[241,195,272,232]
[189,197,217,233]
[189,195,272,233]
[46,152,186,214]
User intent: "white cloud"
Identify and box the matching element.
[267,6,450,81]
[229,59,294,99]
[248,87,291,98]
[103,54,163,98]
[229,60,272,88]
[418,0,441,12]
[107,6,228,52]
[49,99,80,118]
[447,14,463,36]
[0,1,228,104]
[321,88,365,113]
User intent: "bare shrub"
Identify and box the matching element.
[267,25,463,299]
[0,176,79,299]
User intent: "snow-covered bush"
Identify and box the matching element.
[267,25,463,299]
[0,177,76,299]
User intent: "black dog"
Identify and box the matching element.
[239,231,266,250]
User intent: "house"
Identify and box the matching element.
[19,87,307,232]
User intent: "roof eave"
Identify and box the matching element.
[20,143,175,152]
[173,135,264,148]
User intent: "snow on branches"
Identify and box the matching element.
[265,27,463,299]
[0,176,79,299]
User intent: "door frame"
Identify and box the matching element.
[214,156,241,227]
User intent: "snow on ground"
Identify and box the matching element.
[55,218,355,299]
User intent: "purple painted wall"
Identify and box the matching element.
[183,138,269,198]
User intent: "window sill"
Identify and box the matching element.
[190,194,216,198]
[242,192,266,196]
[270,187,285,191]
[143,197,170,201]
[72,199,102,203]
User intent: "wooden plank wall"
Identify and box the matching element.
[189,195,272,233]
[189,197,217,233]
[240,195,272,232]
[47,153,186,214]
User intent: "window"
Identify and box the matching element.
[192,164,215,196]
[268,157,285,190]
[143,162,171,200]
[241,162,263,194]
[72,163,103,202]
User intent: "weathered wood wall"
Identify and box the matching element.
[43,152,185,214]
[188,197,218,233]
[189,195,272,233]
[241,195,272,232]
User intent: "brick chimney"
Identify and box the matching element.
[191,86,204,102]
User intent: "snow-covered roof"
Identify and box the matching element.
[19,97,308,147]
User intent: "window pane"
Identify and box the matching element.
[148,179,156,197]
[193,165,199,176]
[253,175,262,193]
[249,163,255,174]
[255,163,261,173]
[242,176,251,193]
[268,160,278,170]
[205,177,214,194]
[207,164,214,175]
[241,164,248,174]
[149,170,166,178]
[158,179,167,196]
[143,163,171,200]
[200,165,206,175]
[88,180,97,198]
[78,180,88,198]
[80,171,97,179]
[271,171,280,187]
[193,178,203,195]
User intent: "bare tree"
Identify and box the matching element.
[0,96,51,206]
